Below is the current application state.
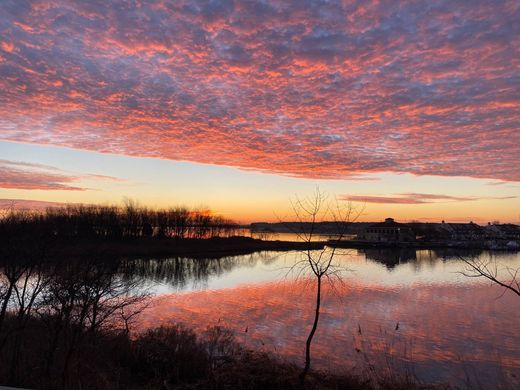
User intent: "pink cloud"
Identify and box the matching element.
[0,1,518,181]
[341,193,517,204]
[0,159,122,191]
[0,165,86,191]
[85,173,126,183]
[0,198,83,211]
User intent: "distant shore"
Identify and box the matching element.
[54,236,327,258]
[327,239,520,251]
[50,236,520,259]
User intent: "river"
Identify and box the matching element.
[120,247,520,388]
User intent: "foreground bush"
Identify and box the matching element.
[0,314,441,390]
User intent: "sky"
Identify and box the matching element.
[0,0,519,223]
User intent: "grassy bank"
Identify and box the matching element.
[0,315,438,390]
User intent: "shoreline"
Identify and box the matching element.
[49,236,520,259]
[54,236,327,258]
[327,239,520,251]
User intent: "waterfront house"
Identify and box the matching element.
[359,218,415,242]
[438,221,484,241]
[485,223,520,240]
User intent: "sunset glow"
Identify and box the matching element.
[0,0,519,222]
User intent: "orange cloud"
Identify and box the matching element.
[0,41,14,53]
[0,1,518,181]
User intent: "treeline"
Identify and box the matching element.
[0,202,238,240]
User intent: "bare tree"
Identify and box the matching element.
[460,254,520,297]
[38,258,151,387]
[287,187,362,384]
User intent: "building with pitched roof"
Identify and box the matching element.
[359,218,415,242]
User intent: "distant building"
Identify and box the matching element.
[359,218,415,242]
[437,221,484,241]
[485,223,520,240]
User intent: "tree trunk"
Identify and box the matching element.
[0,283,15,331]
[299,275,322,385]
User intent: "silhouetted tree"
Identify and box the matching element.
[287,188,362,384]
[33,257,150,388]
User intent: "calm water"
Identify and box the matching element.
[127,248,520,388]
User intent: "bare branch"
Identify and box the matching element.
[459,255,520,297]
